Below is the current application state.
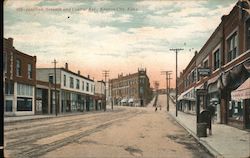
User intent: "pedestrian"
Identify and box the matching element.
[155,106,157,112]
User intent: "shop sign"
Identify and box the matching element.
[196,89,207,96]
[197,68,210,76]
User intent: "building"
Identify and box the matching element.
[36,63,95,114]
[177,1,250,129]
[94,80,105,110]
[4,38,37,116]
[109,68,152,107]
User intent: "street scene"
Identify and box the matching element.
[5,96,212,158]
[2,0,250,158]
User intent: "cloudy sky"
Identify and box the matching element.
[4,0,237,88]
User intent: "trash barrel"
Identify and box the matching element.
[197,123,207,137]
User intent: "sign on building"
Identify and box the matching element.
[197,68,210,76]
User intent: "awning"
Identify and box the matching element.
[207,74,220,85]
[231,78,250,101]
[128,98,134,103]
[178,87,195,101]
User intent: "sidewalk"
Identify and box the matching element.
[168,100,250,158]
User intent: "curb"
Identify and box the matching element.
[4,110,109,125]
[168,112,222,158]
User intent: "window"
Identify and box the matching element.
[17,83,33,96]
[49,75,54,84]
[36,88,43,98]
[76,79,80,89]
[86,83,89,92]
[70,77,74,88]
[17,97,32,111]
[82,81,84,90]
[203,60,208,68]
[5,81,14,95]
[28,64,32,79]
[63,75,66,87]
[227,32,238,62]
[16,59,21,76]
[140,87,144,94]
[5,100,13,112]
[213,49,220,70]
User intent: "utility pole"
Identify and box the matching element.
[161,71,172,111]
[102,70,109,111]
[52,59,58,116]
[170,48,184,117]
[153,81,159,107]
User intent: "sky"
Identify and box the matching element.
[4,0,238,89]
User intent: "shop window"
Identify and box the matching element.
[36,88,43,98]
[17,83,33,96]
[227,32,238,62]
[17,97,32,111]
[16,59,21,76]
[229,100,243,121]
[5,100,13,112]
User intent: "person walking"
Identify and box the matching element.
[155,106,158,112]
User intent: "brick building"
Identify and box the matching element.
[177,1,250,129]
[3,38,37,116]
[109,68,152,107]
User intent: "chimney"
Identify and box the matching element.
[195,51,198,56]
[78,70,80,75]
[8,38,13,46]
[65,63,68,70]
[88,75,90,78]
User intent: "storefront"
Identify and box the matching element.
[230,78,250,129]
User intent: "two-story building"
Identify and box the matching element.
[177,1,250,129]
[4,38,37,116]
[36,63,95,114]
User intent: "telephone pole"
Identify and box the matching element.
[52,59,58,116]
[161,71,172,111]
[170,48,184,117]
[102,70,109,111]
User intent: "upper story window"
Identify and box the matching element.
[70,77,74,88]
[76,79,80,89]
[49,75,53,84]
[227,32,238,62]
[63,75,66,87]
[16,59,21,76]
[213,49,221,71]
[86,83,89,92]
[203,60,209,68]
[28,64,32,79]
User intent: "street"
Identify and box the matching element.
[5,100,212,158]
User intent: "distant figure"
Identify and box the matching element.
[155,106,158,112]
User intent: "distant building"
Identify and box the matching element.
[109,68,152,107]
[94,80,105,110]
[36,63,95,114]
[4,38,37,116]
[177,1,250,129]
